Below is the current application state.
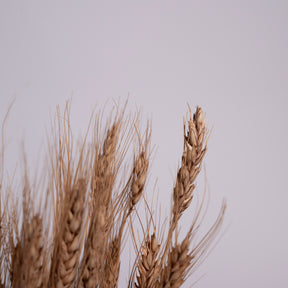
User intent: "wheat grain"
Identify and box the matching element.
[130,151,149,211]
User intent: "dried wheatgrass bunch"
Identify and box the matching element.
[0,102,225,288]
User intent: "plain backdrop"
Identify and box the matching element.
[1,1,288,287]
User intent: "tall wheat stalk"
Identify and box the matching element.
[0,102,226,288]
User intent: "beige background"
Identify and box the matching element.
[1,1,288,287]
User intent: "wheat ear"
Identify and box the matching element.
[134,233,160,288]
[129,150,149,213]
[10,215,44,288]
[52,179,87,288]
[172,106,207,227]
[25,215,44,288]
[79,121,120,288]
[159,236,191,288]
[159,201,226,288]
[160,106,207,264]
[102,124,151,288]
[158,106,226,287]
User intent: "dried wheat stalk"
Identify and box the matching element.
[0,103,225,288]
[101,124,151,288]
[78,121,121,288]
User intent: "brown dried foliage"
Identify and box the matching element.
[0,102,226,288]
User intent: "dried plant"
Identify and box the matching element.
[0,102,226,288]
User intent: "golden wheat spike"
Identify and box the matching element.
[0,103,225,288]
